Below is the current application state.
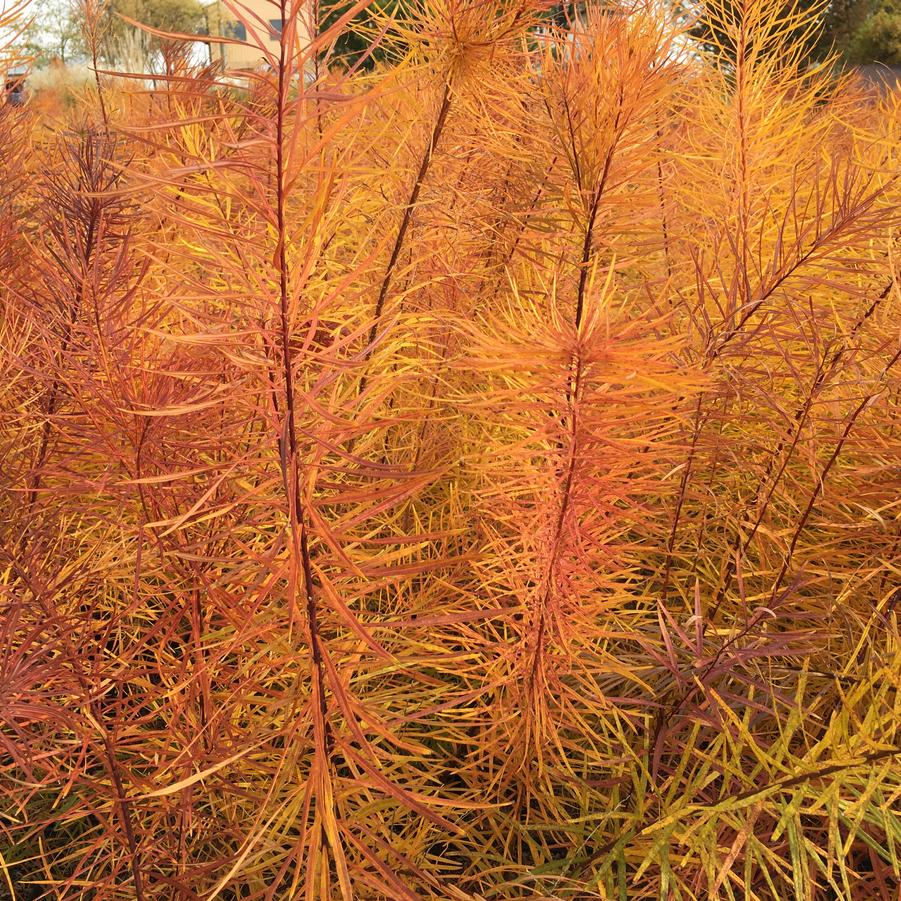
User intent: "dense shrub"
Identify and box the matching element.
[1,0,899,897]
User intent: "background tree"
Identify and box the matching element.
[317,0,402,67]
[685,0,901,63]
[846,0,901,62]
[100,0,204,70]
[682,0,831,60]
[23,0,83,65]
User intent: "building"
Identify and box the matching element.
[204,1,313,71]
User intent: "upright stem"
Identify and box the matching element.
[80,0,110,131]
[660,395,707,606]
[98,721,145,901]
[654,118,673,281]
[769,343,901,604]
[24,171,101,520]
[91,44,109,130]
[574,117,618,329]
[709,276,892,619]
[364,82,452,361]
[733,15,751,325]
[525,348,583,698]
[575,187,601,330]
[271,11,337,886]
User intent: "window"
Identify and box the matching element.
[226,21,247,41]
[268,19,283,39]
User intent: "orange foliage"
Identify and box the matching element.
[1,0,900,898]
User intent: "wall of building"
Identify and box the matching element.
[204,1,312,71]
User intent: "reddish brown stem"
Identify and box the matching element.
[364,82,452,363]
[272,0,332,791]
